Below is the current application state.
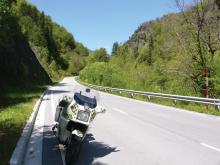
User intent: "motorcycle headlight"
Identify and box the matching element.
[77,110,90,122]
[71,105,77,113]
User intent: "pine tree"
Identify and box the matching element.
[111,42,119,55]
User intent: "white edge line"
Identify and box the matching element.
[200,143,220,152]
[24,97,46,165]
[10,89,47,165]
[112,107,128,115]
[50,89,56,114]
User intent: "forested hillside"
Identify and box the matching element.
[0,1,91,163]
[0,0,89,86]
[1,0,219,96]
[80,0,220,98]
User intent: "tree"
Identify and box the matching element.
[147,35,154,65]
[74,42,89,56]
[0,0,14,15]
[111,42,119,55]
[176,0,219,62]
[89,48,109,63]
[175,0,220,96]
[0,0,17,48]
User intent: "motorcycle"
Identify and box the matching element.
[53,86,106,165]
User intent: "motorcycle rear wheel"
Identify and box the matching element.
[65,139,81,165]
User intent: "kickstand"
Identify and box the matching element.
[52,123,58,137]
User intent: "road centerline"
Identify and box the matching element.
[112,107,128,115]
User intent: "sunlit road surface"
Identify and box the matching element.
[24,77,220,165]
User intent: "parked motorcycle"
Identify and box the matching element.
[53,86,106,165]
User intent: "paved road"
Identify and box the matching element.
[24,77,220,165]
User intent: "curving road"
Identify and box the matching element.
[24,77,220,165]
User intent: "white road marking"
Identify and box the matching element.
[50,89,57,125]
[200,143,220,152]
[24,96,46,165]
[112,107,128,115]
[50,89,56,113]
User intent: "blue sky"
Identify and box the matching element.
[28,0,192,53]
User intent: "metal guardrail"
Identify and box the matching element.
[79,81,220,109]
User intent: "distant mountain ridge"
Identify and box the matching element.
[116,0,220,97]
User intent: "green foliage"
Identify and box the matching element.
[35,46,49,59]
[209,51,220,97]
[80,62,125,88]
[0,0,91,86]
[0,0,15,14]
[49,60,58,71]
[89,48,109,63]
[52,23,76,52]
[1,0,89,82]
[68,54,87,75]
[74,42,89,56]
[0,0,16,47]
[80,0,220,98]
[0,84,48,165]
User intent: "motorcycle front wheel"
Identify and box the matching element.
[65,138,81,165]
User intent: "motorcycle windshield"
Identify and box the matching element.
[73,86,100,109]
[74,93,97,109]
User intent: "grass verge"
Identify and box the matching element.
[0,84,48,165]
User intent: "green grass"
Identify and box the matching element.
[0,85,48,165]
[100,89,220,116]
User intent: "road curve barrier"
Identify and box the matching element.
[77,79,220,110]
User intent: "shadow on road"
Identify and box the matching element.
[47,89,71,95]
[76,134,119,165]
[42,125,63,165]
[54,83,69,87]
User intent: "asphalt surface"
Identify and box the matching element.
[24,77,220,165]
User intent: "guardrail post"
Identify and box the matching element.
[147,96,151,102]
[215,103,220,111]
[119,91,122,95]
[131,93,134,98]
[172,99,177,106]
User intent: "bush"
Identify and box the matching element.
[79,62,125,87]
